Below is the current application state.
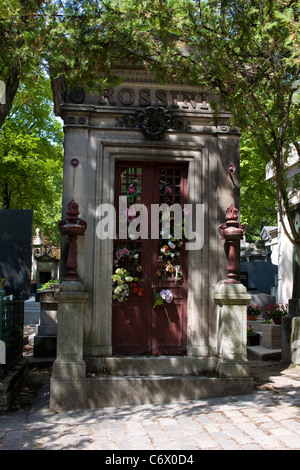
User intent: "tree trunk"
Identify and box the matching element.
[293,243,300,300]
[0,64,20,130]
[2,183,11,209]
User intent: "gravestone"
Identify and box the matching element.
[0,210,32,299]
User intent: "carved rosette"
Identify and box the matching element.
[116,106,191,140]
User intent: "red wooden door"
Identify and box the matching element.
[112,161,188,355]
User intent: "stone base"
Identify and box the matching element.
[33,335,57,358]
[217,359,251,378]
[262,324,282,349]
[52,358,86,378]
[87,356,217,376]
[50,375,254,412]
[291,317,300,364]
[247,345,281,361]
[0,358,28,411]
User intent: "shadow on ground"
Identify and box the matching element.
[249,360,300,392]
[7,359,300,412]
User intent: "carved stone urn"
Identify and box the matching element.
[218,205,246,284]
[58,200,87,282]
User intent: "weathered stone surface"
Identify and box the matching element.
[50,376,253,412]
[262,324,282,349]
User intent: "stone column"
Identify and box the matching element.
[52,281,88,378]
[214,281,252,378]
[282,298,300,363]
[291,317,300,364]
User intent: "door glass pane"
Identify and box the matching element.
[157,166,184,282]
[113,166,143,305]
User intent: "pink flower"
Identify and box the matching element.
[128,185,136,194]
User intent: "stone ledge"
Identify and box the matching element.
[87,356,217,376]
[247,345,281,361]
[50,375,254,412]
[0,357,28,411]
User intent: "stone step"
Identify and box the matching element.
[50,375,254,412]
[247,345,281,361]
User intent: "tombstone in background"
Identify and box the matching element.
[0,210,32,299]
[35,253,59,288]
[240,240,278,307]
[34,283,58,358]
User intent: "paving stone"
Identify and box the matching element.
[1,370,300,451]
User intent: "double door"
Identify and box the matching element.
[112,161,188,355]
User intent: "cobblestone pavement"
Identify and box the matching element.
[1,379,300,451]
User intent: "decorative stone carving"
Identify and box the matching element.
[58,200,87,281]
[70,86,85,104]
[219,205,246,284]
[116,106,191,140]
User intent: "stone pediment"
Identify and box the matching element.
[52,66,236,134]
[35,252,58,262]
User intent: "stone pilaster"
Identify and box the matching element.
[291,316,300,364]
[214,281,252,378]
[52,281,88,378]
[282,298,300,363]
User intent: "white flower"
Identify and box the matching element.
[168,241,176,249]
[160,289,173,303]
[125,276,133,282]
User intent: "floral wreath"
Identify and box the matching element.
[112,246,143,303]
[112,173,186,305]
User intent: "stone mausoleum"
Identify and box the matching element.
[50,67,253,411]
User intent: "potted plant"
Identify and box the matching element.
[263,303,288,325]
[247,304,262,321]
[247,325,260,346]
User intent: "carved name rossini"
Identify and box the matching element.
[67,86,239,138]
[98,87,210,110]
[69,86,210,110]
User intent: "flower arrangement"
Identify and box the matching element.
[157,235,183,281]
[126,173,141,198]
[153,289,173,308]
[247,325,257,336]
[112,268,141,303]
[113,245,142,273]
[247,304,262,318]
[132,282,144,297]
[159,177,173,197]
[160,239,183,260]
[263,303,288,320]
[247,324,260,346]
[153,289,174,328]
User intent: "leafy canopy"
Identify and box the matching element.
[0,74,63,245]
